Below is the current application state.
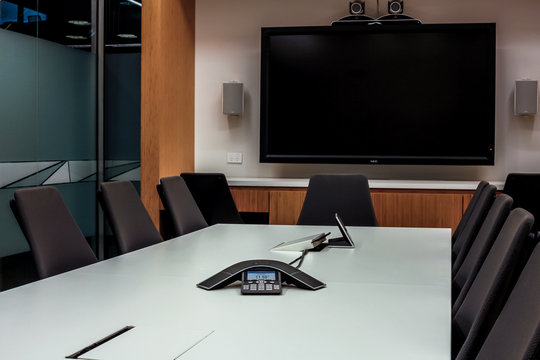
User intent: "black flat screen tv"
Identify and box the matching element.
[260,23,496,165]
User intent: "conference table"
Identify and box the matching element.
[0,224,451,359]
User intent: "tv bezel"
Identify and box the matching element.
[259,23,496,166]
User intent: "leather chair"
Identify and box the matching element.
[452,194,512,311]
[296,174,377,226]
[10,187,97,279]
[180,173,243,225]
[98,181,163,254]
[503,173,540,237]
[475,242,540,360]
[453,181,489,244]
[157,176,208,238]
[452,208,534,360]
[452,184,496,269]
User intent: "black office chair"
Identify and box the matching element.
[98,181,163,254]
[452,208,534,360]
[452,191,510,277]
[10,187,97,279]
[503,173,540,237]
[180,172,243,225]
[452,184,496,269]
[157,176,208,238]
[296,174,378,226]
[453,181,489,244]
[452,194,513,311]
[475,242,540,360]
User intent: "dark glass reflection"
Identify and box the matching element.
[0,0,91,49]
[104,0,141,182]
[0,0,141,50]
[106,0,141,49]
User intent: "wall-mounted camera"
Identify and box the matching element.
[388,0,404,14]
[349,1,365,15]
[334,0,419,25]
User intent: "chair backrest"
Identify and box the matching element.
[10,187,97,279]
[180,172,243,225]
[157,176,208,237]
[452,194,513,313]
[296,174,378,226]
[475,242,540,360]
[503,173,540,235]
[453,208,534,360]
[453,181,489,244]
[452,184,496,266]
[98,181,163,254]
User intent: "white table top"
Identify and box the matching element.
[0,224,451,360]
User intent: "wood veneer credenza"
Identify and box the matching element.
[229,179,503,232]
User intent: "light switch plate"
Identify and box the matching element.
[227,152,243,164]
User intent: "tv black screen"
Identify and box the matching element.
[260,23,496,165]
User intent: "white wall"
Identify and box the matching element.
[195,0,540,181]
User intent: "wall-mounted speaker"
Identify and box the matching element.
[222,82,244,116]
[349,1,365,15]
[388,0,404,14]
[515,80,538,116]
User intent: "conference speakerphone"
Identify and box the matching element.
[197,259,325,295]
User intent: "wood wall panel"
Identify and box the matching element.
[371,190,464,232]
[231,186,473,232]
[269,190,307,225]
[230,187,269,213]
[141,0,195,227]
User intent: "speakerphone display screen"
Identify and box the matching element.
[246,270,276,281]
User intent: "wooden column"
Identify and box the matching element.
[141,0,195,226]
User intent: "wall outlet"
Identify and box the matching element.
[227,152,243,164]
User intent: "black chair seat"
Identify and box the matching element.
[157,176,208,238]
[11,187,97,279]
[453,181,489,244]
[453,208,534,360]
[503,173,540,236]
[180,172,243,225]
[99,181,163,254]
[475,242,540,360]
[452,194,512,313]
[452,185,496,269]
[296,174,378,226]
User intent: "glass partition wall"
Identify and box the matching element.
[104,0,140,183]
[103,0,141,257]
[0,0,141,288]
